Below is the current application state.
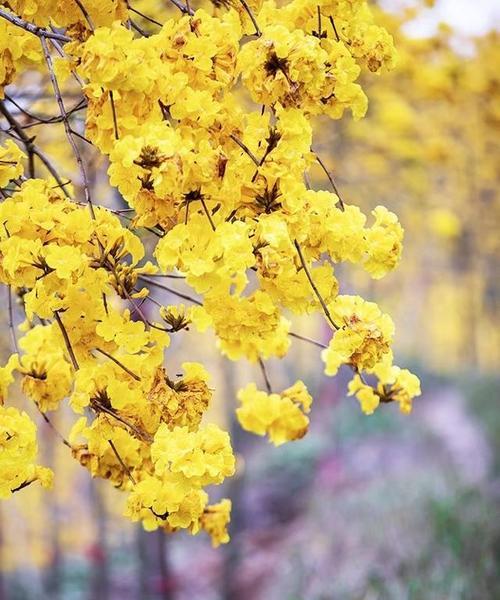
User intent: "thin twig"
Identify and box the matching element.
[40,36,96,218]
[289,331,327,349]
[108,439,137,484]
[53,311,80,370]
[138,276,203,306]
[258,357,272,393]
[238,0,261,36]
[74,0,95,30]
[6,92,87,127]
[229,134,260,166]
[166,0,194,16]
[127,3,163,26]
[314,152,345,211]
[329,15,340,42]
[7,286,19,354]
[10,479,35,494]
[0,8,71,42]
[36,406,72,448]
[94,347,141,381]
[294,240,338,330]
[129,19,150,37]
[93,400,152,442]
[200,197,216,231]
[109,91,119,140]
[0,100,70,195]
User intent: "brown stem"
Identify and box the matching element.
[74,0,95,30]
[93,400,152,442]
[108,439,136,484]
[40,36,96,218]
[7,286,18,354]
[0,100,71,194]
[257,357,272,393]
[229,134,260,166]
[53,311,80,370]
[109,91,119,140]
[294,240,338,330]
[36,405,72,449]
[94,347,141,381]
[0,8,71,42]
[238,0,261,36]
[200,197,216,231]
[314,152,345,211]
[138,276,203,306]
[289,331,327,349]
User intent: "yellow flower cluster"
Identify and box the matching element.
[76,10,242,152]
[5,0,127,29]
[237,381,312,445]
[0,0,418,544]
[321,295,395,376]
[348,352,422,415]
[0,18,41,98]
[0,139,25,184]
[125,423,234,537]
[239,26,367,119]
[200,498,232,548]
[0,178,233,541]
[0,405,53,498]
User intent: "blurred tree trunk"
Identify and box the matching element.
[42,425,62,599]
[136,526,174,599]
[89,480,110,600]
[136,525,149,598]
[221,360,247,600]
[0,508,5,600]
[156,530,172,599]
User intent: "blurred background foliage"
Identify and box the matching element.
[0,0,499,598]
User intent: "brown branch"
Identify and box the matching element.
[7,285,19,354]
[5,93,87,128]
[165,0,194,16]
[93,400,152,442]
[138,276,203,306]
[74,0,95,30]
[0,8,71,42]
[108,439,137,484]
[10,479,36,494]
[94,347,141,381]
[238,0,261,36]
[229,134,260,166]
[314,152,345,211]
[258,357,272,393]
[329,16,340,42]
[53,311,80,370]
[0,100,70,194]
[289,331,327,349]
[129,19,149,37]
[109,91,119,140]
[40,36,96,218]
[294,240,339,330]
[200,197,216,231]
[126,3,163,26]
[36,405,72,449]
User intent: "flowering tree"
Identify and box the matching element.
[0,0,420,547]
[335,16,500,373]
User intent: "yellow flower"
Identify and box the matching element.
[0,140,25,186]
[322,295,394,376]
[0,406,53,498]
[200,499,232,547]
[237,381,312,446]
[0,354,19,405]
